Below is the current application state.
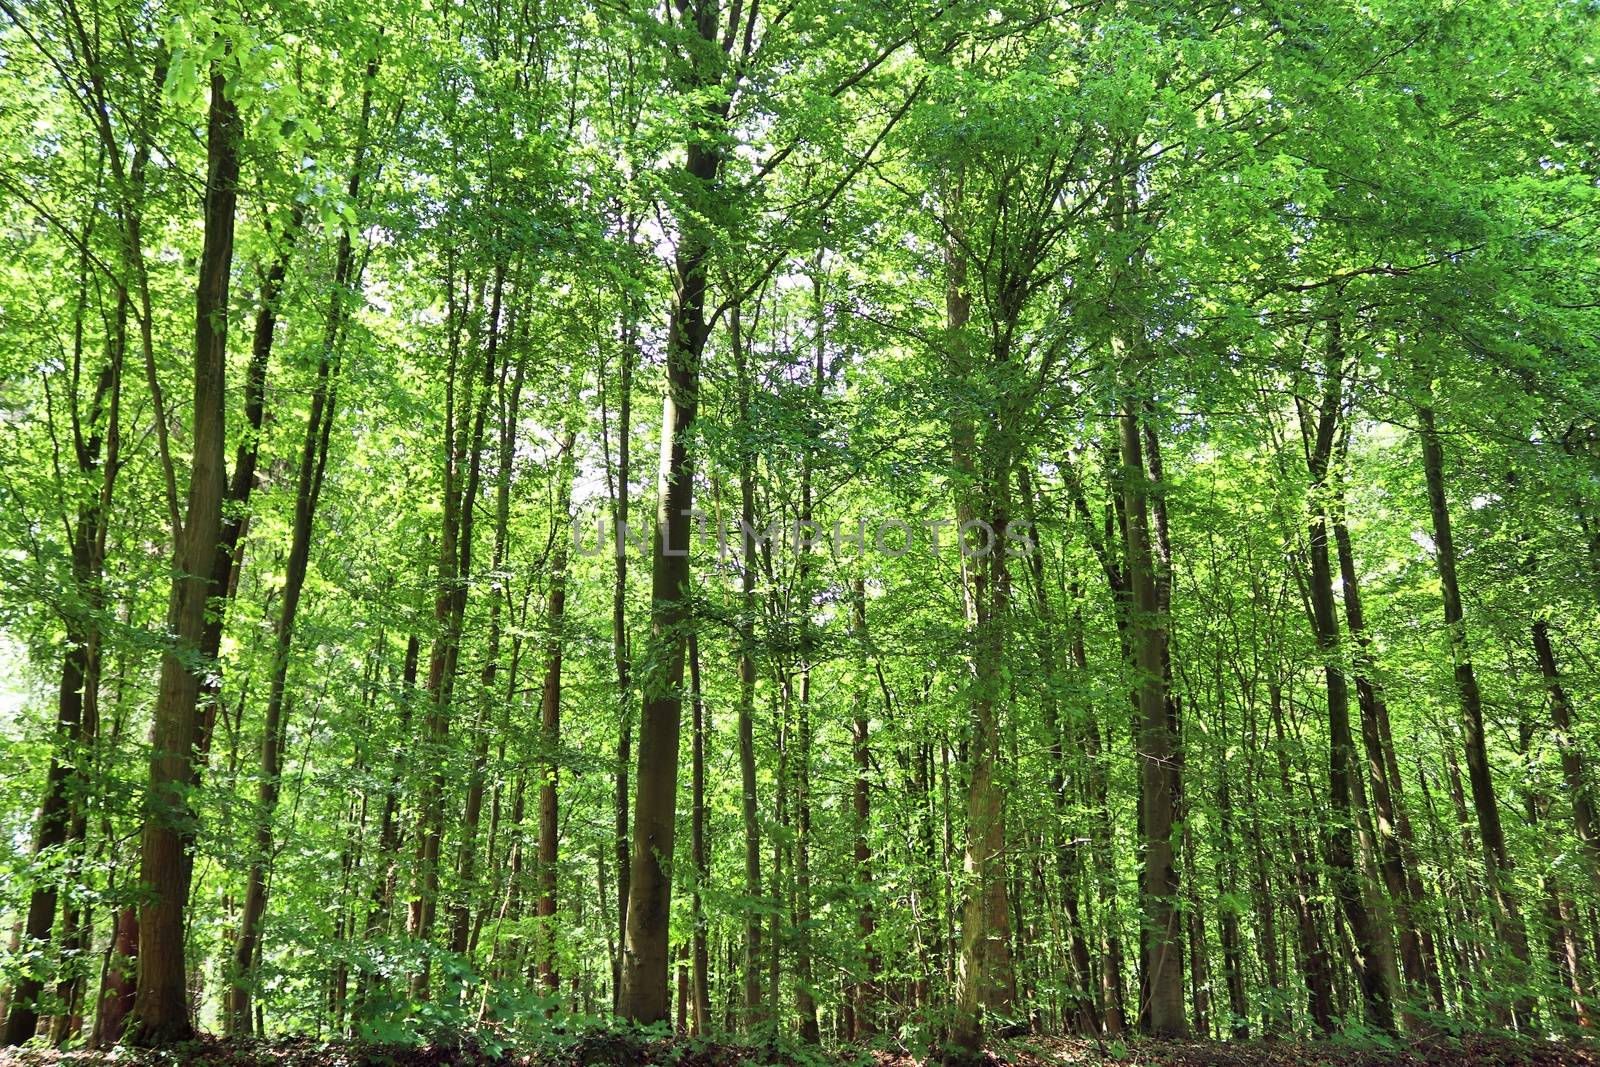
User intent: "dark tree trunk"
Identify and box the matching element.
[357,633,419,1011]
[126,65,240,1047]
[1297,323,1396,1034]
[536,429,576,989]
[1118,384,1185,1037]
[1518,717,1590,1027]
[1218,765,1249,1039]
[610,313,635,1013]
[731,305,765,1026]
[451,344,528,959]
[849,579,881,1037]
[1532,620,1600,900]
[619,116,719,1022]
[1270,682,1336,1033]
[1418,400,1535,1025]
[225,66,375,1025]
[1331,453,1441,1016]
[688,636,711,1034]
[92,909,138,1048]
[3,269,121,1045]
[223,225,345,1037]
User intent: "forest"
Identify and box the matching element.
[0,0,1598,1063]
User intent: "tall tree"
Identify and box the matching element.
[1417,388,1535,1024]
[126,61,241,1048]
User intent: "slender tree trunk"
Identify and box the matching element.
[536,429,577,989]
[1060,470,1131,1038]
[1061,586,1127,1036]
[3,619,93,1047]
[619,112,718,1021]
[794,275,823,1044]
[1218,765,1249,1040]
[224,67,375,1024]
[608,299,637,1011]
[1240,691,1283,1036]
[849,579,881,1037]
[1117,382,1185,1037]
[451,341,527,958]
[1297,325,1396,1033]
[771,677,790,1018]
[1183,820,1210,1038]
[357,633,419,1011]
[688,635,712,1034]
[93,909,138,1048]
[946,197,1018,1059]
[1418,399,1535,1024]
[1518,716,1590,1027]
[1270,681,1336,1033]
[411,260,502,997]
[731,304,765,1026]
[1532,620,1600,900]
[1434,747,1489,1019]
[1330,454,1440,1016]
[1019,469,1099,1035]
[3,279,120,1045]
[795,676,820,1042]
[913,736,939,1009]
[126,66,240,1046]
[463,339,531,967]
[223,238,345,1037]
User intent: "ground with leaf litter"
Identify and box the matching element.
[3,1032,1599,1067]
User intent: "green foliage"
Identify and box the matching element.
[1,0,1599,1054]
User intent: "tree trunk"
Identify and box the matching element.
[619,118,717,1021]
[1298,324,1397,1034]
[1518,716,1590,1027]
[1270,682,1336,1033]
[191,204,305,786]
[688,635,712,1034]
[225,67,375,1024]
[1075,659,1127,1037]
[92,909,138,1048]
[126,65,240,1047]
[536,428,576,989]
[1218,764,1249,1039]
[1418,400,1535,1025]
[946,197,1018,1059]
[3,277,121,1045]
[1020,468,1099,1036]
[1532,620,1600,900]
[771,677,790,1018]
[731,304,765,1026]
[849,579,881,1037]
[795,676,820,1042]
[1118,384,1185,1037]
[411,260,502,996]
[223,231,345,1037]
[451,338,528,959]
[794,273,823,1045]
[610,314,636,1013]
[358,633,419,1011]
[1331,451,1440,1016]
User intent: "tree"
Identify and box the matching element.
[126,58,241,1048]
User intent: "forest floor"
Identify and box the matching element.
[3,1031,1599,1067]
